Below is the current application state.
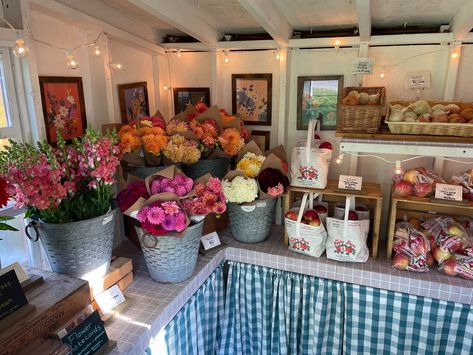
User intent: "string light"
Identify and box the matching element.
[177,49,182,57]
[93,45,101,56]
[335,153,344,164]
[379,65,386,79]
[334,39,341,49]
[275,48,281,60]
[13,38,28,57]
[394,160,403,175]
[451,52,459,59]
[163,85,169,90]
[65,51,79,69]
[109,63,123,70]
[224,50,229,63]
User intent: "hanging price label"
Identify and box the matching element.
[435,183,463,202]
[201,232,221,250]
[338,175,363,191]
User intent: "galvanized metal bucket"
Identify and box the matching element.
[25,209,116,280]
[181,157,230,180]
[227,198,276,243]
[135,220,204,283]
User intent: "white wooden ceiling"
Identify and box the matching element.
[48,0,473,45]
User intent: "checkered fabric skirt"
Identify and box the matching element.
[156,262,473,355]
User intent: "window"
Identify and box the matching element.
[0,47,22,148]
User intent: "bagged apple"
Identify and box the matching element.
[449,170,473,202]
[285,192,327,258]
[292,195,329,225]
[391,221,431,272]
[326,196,370,263]
[438,256,473,280]
[393,167,445,198]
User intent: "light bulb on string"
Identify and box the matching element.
[394,160,403,175]
[177,49,182,57]
[93,45,101,56]
[451,52,459,59]
[224,50,229,63]
[335,153,344,164]
[379,65,386,79]
[163,85,170,90]
[13,38,29,57]
[275,48,281,60]
[65,51,79,69]
[109,63,123,70]
[334,39,341,49]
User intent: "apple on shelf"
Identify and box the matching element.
[318,142,333,150]
[348,210,358,220]
[303,209,321,226]
[284,211,298,221]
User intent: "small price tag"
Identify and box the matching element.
[94,285,125,314]
[201,232,221,250]
[435,183,463,202]
[0,262,29,283]
[338,175,363,191]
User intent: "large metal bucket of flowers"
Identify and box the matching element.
[25,210,116,280]
[227,199,276,243]
[182,157,230,180]
[135,220,204,283]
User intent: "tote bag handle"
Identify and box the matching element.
[295,192,320,237]
[342,195,356,238]
[305,119,320,162]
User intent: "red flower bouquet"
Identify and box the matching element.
[258,168,290,198]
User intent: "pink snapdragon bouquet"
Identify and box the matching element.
[0,128,120,223]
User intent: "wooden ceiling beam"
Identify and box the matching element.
[238,0,292,46]
[127,0,220,46]
[356,0,371,42]
[450,0,473,40]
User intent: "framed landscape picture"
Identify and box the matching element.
[232,73,272,126]
[249,130,270,151]
[173,87,210,113]
[39,76,87,144]
[297,75,343,130]
[118,82,150,124]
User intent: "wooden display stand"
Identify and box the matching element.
[0,270,90,354]
[284,179,383,258]
[386,194,473,259]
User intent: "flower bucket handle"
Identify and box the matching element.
[25,221,40,242]
[140,233,159,249]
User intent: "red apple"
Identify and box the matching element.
[309,217,321,227]
[426,252,434,266]
[403,169,420,184]
[314,133,320,140]
[433,246,452,263]
[355,205,368,212]
[446,223,465,237]
[394,180,412,197]
[285,211,298,221]
[313,204,328,214]
[303,209,319,222]
[442,259,458,276]
[392,253,410,270]
[407,217,420,229]
[348,210,358,220]
[414,182,433,198]
[301,220,309,225]
[319,142,333,150]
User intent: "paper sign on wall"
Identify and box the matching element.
[338,175,363,191]
[435,183,463,202]
[352,58,375,75]
[405,71,431,89]
[201,232,221,250]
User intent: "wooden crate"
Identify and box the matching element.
[386,194,473,259]
[88,257,133,300]
[0,270,90,354]
[284,179,383,258]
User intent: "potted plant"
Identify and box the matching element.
[0,129,121,280]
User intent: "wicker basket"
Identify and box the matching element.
[135,220,204,283]
[227,198,276,243]
[337,87,386,133]
[386,100,473,137]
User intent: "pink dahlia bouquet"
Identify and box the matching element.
[150,174,193,196]
[136,200,187,235]
[0,128,120,223]
[181,176,226,216]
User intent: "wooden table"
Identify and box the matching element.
[284,180,383,258]
[386,195,473,259]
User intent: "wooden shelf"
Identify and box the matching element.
[284,179,383,258]
[386,194,473,259]
[336,128,473,144]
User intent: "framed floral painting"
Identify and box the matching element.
[39,76,87,144]
[232,73,272,126]
[249,130,270,151]
[297,75,343,130]
[173,87,210,114]
[118,82,150,124]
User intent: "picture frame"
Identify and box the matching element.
[173,87,210,114]
[297,75,343,130]
[249,130,270,151]
[39,76,87,144]
[118,81,150,124]
[232,73,272,126]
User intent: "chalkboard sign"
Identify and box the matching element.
[62,310,109,355]
[0,269,28,321]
